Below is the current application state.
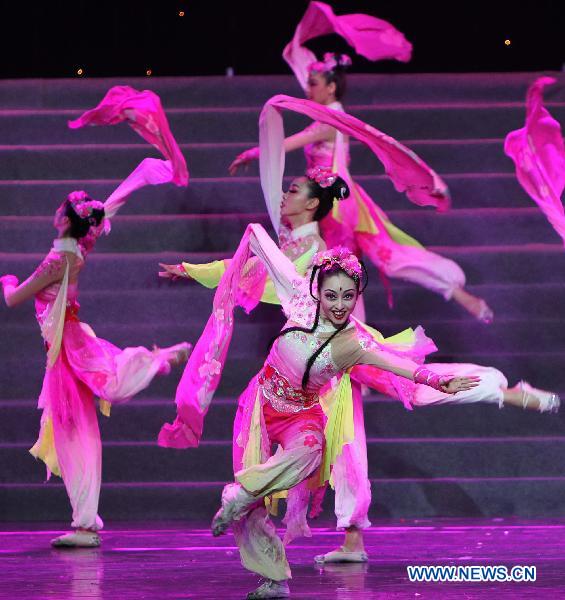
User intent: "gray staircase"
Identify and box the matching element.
[1,72,564,523]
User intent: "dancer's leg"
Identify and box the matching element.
[235,405,324,498]
[413,363,559,412]
[64,320,190,404]
[325,181,494,322]
[315,383,371,563]
[413,363,507,407]
[214,404,325,594]
[49,355,103,545]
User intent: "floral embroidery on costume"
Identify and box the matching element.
[303,434,320,448]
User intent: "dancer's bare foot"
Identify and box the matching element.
[452,287,494,323]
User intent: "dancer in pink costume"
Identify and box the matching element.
[230,2,493,324]
[162,91,560,570]
[0,162,191,549]
[160,223,479,599]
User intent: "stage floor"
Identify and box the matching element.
[1,519,564,599]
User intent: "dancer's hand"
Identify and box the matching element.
[158,263,186,281]
[228,155,251,176]
[0,274,18,289]
[442,375,481,394]
[228,147,259,175]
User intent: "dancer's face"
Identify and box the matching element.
[281,177,319,221]
[306,72,336,105]
[319,271,358,326]
[53,202,71,236]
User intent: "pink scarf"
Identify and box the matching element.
[68,85,188,186]
[260,95,450,228]
[283,1,412,91]
[504,77,565,246]
[158,224,263,449]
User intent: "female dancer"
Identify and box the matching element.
[161,167,559,571]
[229,53,493,323]
[1,186,190,548]
[159,216,479,598]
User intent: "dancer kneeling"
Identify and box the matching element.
[1,192,190,548]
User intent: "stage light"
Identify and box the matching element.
[146,69,153,76]
[178,10,185,17]
[504,39,512,46]
[76,68,84,76]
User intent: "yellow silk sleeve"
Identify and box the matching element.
[181,260,229,289]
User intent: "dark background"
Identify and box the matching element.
[0,0,562,78]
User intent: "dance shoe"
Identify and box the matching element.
[314,546,369,564]
[211,482,256,537]
[155,341,192,375]
[518,381,560,413]
[476,300,494,324]
[51,530,101,548]
[246,578,290,599]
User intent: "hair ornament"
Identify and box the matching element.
[309,52,352,74]
[306,165,338,189]
[312,246,363,279]
[67,191,104,220]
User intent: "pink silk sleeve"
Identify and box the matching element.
[504,77,565,246]
[76,158,181,250]
[68,85,188,186]
[259,95,450,217]
[103,158,176,221]
[283,1,412,91]
[158,224,299,449]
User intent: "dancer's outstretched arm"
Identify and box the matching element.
[335,330,480,394]
[1,255,66,308]
[229,124,334,175]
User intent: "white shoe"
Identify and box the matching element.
[155,342,192,375]
[314,546,369,564]
[211,482,256,537]
[51,531,101,548]
[247,579,290,599]
[476,300,494,324]
[518,381,560,413]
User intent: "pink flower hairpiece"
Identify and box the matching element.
[67,191,104,221]
[306,165,338,188]
[312,246,363,279]
[309,52,352,74]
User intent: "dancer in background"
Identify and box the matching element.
[0,160,191,548]
[161,89,559,575]
[230,1,493,323]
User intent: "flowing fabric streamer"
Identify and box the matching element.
[319,372,354,486]
[283,1,412,92]
[158,224,269,448]
[68,85,188,186]
[260,94,449,237]
[504,77,565,246]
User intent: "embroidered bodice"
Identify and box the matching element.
[303,101,349,169]
[34,238,84,324]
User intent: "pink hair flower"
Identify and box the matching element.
[306,165,338,188]
[312,246,363,279]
